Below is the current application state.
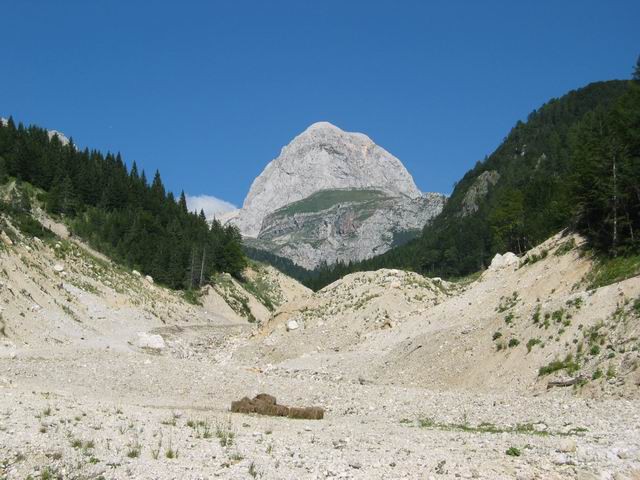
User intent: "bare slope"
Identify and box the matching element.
[1,226,639,479]
[239,233,640,397]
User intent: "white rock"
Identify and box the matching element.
[489,252,519,270]
[286,320,300,331]
[132,270,141,277]
[558,438,577,453]
[136,332,165,350]
[47,129,70,146]
[144,275,154,284]
[0,231,13,247]
[53,264,65,273]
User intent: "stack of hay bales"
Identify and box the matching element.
[231,393,324,420]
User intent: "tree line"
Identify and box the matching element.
[0,120,246,289]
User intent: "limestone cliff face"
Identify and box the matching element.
[229,122,445,269]
[247,191,446,270]
[234,122,422,237]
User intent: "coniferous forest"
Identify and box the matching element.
[281,68,640,290]
[0,120,246,289]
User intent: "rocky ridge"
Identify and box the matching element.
[250,190,445,269]
[228,122,445,267]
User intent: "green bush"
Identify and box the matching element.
[506,447,521,457]
[538,354,579,376]
[526,338,541,353]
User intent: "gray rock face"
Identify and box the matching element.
[234,122,422,237]
[230,122,445,269]
[460,170,500,217]
[249,191,445,270]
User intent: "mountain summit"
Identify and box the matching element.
[228,122,445,269]
[233,122,423,237]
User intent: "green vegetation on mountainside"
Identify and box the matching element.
[0,120,246,289]
[266,73,640,291]
[272,189,389,216]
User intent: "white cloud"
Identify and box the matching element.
[186,194,237,221]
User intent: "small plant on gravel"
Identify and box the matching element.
[42,407,52,417]
[165,439,178,459]
[216,418,235,447]
[492,331,502,341]
[508,338,520,348]
[590,345,600,356]
[248,462,258,478]
[606,365,616,379]
[592,369,603,380]
[506,447,521,457]
[126,442,142,458]
[504,312,515,325]
[419,418,435,428]
[161,412,179,426]
[230,451,244,462]
[39,467,60,480]
[70,438,83,449]
[151,432,163,460]
[555,238,576,256]
[531,305,541,324]
[526,338,541,353]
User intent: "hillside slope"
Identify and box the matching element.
[238,233,640,398]
[1,222,639,479]
[304,80,634,289]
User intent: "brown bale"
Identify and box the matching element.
[306,407,324,420]
[254,393,276,405]
[230,394,323,420]
[230,397,255,414]
[287,407,308,419]
[274,404,290,417]
[287,406,325,420]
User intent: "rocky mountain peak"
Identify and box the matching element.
[233,122,423,237]
[304,121,341,132]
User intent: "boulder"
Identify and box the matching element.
[489,252,519,270]
[136,332,165,350]
[132,270,141,277]
[145,275,154,284]
[53,264,65,273]
[286,320,299,331]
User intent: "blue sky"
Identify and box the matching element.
[1,1,638,215]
